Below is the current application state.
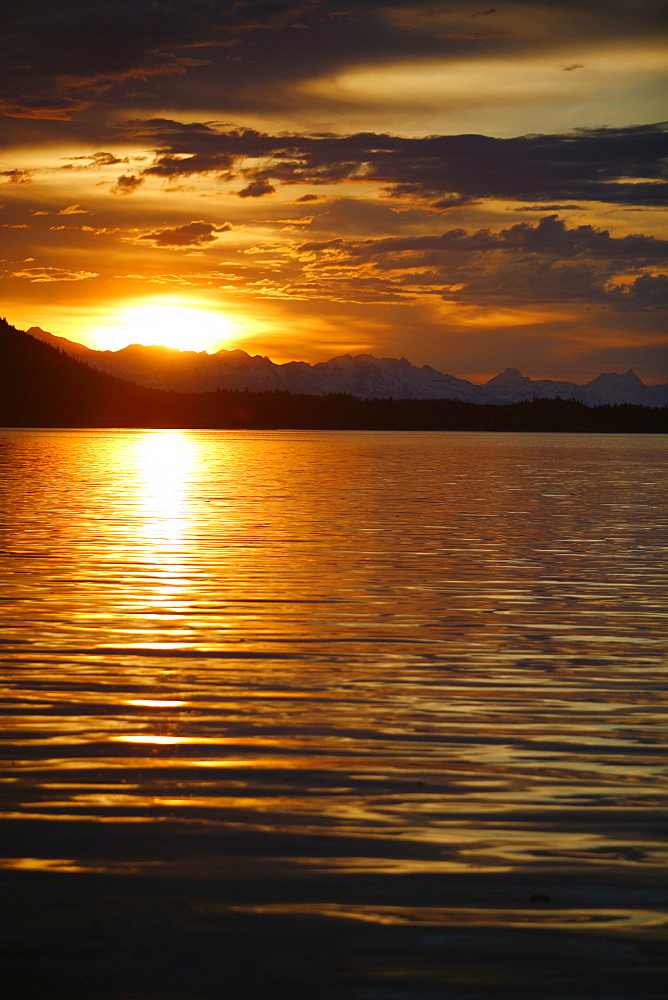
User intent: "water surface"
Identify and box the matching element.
[1,430,666,998]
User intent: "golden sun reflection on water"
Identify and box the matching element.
[96,430,213,744]
[1,428,667,997]
[133,430,195,533]
[125,699,187,708]
[130,430,198,608]
[81,429,207,633]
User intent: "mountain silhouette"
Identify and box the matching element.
[26,325,668,407]
[2,319,666,431]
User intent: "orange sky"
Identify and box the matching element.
[1,1,666,383]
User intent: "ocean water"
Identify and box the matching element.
[0,428,666,999]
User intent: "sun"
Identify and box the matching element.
[89,299,238,353]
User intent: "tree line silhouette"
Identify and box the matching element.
[1,318,665,432]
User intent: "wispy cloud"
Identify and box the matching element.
[9,266,99,282]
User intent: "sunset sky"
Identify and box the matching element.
[1,0,666,382]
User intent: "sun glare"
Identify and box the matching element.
[89,300,238,353]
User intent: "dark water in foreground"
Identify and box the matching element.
[0,429,666,999]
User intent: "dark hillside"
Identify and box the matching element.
[1,319,666,431]
[0,317,178,426]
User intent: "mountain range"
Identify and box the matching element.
[2,319,665,431]
[24,326,668,408]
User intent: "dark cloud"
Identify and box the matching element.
[156,2,667,122]
[1,169,32,184]
[292,216,668,310]
[129,120,668,208]
[90,151,126,166]
[144,154,236,179]
[66,151,128,167]
[3,2,665,126]
[3,1,215,81]
[607,273,668,311]
[237,178,276,198]
[0,95,92,121]
[301,215,668,262]
[0,1,317,123]
[110,173,144,195]
[519,204,582,212]
[139,220,232,247]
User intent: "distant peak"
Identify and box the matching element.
[587,369,646,389]
[26,326,93,353]
[216,348,251,359]
[485,367,532,387]
[118,343,182,355]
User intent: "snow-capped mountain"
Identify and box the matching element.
[26,327,668,407]
[483,367,668,407]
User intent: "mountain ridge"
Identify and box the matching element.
[26,325,668,408]
[2,319,665,431]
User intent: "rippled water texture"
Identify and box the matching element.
[1,429,666,999]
